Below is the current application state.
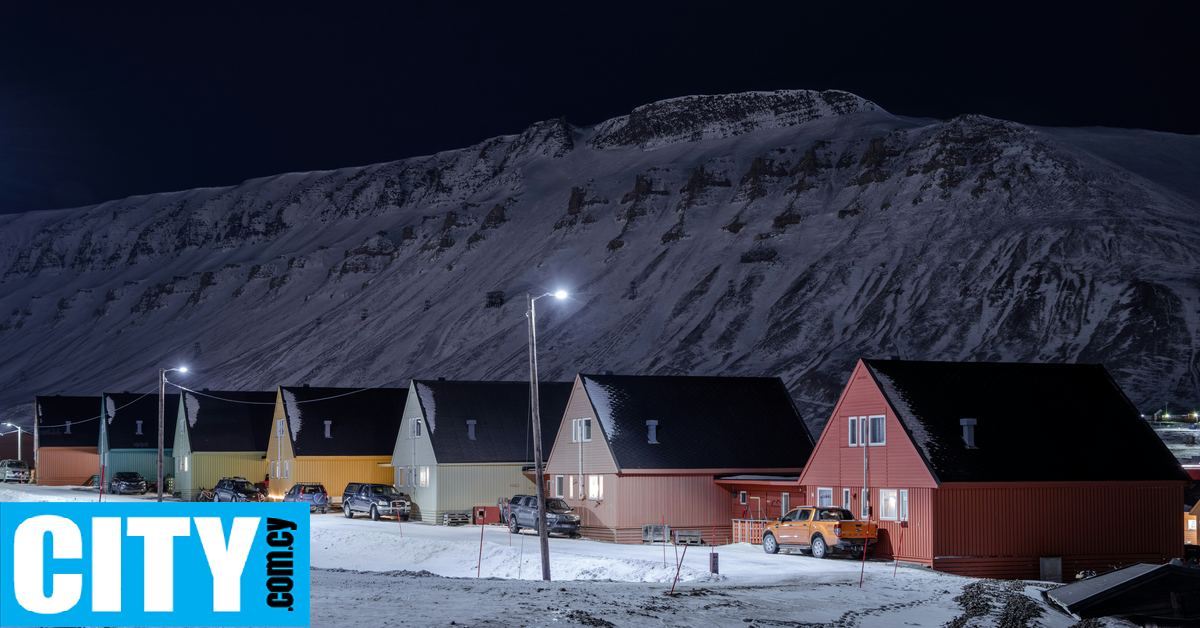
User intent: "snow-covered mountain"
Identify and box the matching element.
[3,89,1199,436]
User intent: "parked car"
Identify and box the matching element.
[0,459,30,483]
[284,483,330,513]
[212,477,261,502]
[108,471,147,494]
[761,506,877,559]
[506,494,580,537]
[342,483,410,521]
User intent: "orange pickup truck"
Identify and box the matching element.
[762,506,877,559]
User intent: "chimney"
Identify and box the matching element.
[890,355,901,360]
[438,377,446,381]
[960,418,977,448]
[646,420,659,444]
[467,420,476,440]
[135,420,143,435]
[324,421,332,438]
[603,370,614,376]
[302,383,310,388]
[65,421,71,435]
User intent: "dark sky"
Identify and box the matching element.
[1,1,1196,215]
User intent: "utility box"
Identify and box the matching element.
[710,553,719,574]
[1040,557,1062,583]
[475,506,500,525]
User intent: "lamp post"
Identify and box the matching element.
[526,290,567,581]
[158,366,187,502]
[2,422,30,462]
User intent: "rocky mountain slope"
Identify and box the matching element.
[3,89,1199,436]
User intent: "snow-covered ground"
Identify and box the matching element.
[1,484,1132,627]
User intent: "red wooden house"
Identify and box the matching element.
[545,373,814,544]
[799,359,1191,580]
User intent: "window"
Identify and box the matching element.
[843,488,851,508]
[588,475,599,501]
[739,491,747,505]
[277,419,284,438]
[418,466,430,487]
[554,476,564,498]
[861,489,871,519]
[797,509,812,521]
[899,490,909,521]
[848,416,858,446]
[568,475,574,499]
[283,460,290,479]
[572,418,593,443]
[880,489,898,520]
[781,492,790,513]
[183,456,188,472]
[597,475,603,501]
[868,415,886,446]
[411,419,422,438]
[817,488,832,507]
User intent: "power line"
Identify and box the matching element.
[34,390,156,429]
[168,381,395,404]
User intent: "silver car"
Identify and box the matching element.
[283,483,330,514]
[0,459,29,483]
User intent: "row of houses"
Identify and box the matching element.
[31,360,1193,579]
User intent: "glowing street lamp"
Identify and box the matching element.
[158,366,187,502]
[2,422,31,463]
[526,290,568,581]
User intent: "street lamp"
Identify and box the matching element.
[2,422,30,462]
[158,366,187,502]
[526,290,567,581]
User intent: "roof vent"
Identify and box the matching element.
[467,420,476,440]
[890,355,901,360]
[603,370,614,376]
[438,377,446,381]
[135,420,143,435]
[202,388,210,392]
[123,391,130,394]
[324,421,332,438]
[646,420,659,444]
[960,418,977,449]
[64,421,71,435]
[302,383,310,388]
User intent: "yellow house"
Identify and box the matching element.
[266,386,406,501]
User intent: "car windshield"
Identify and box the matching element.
[114,473,141,480]
[9,461,28,470]
[817,508,856,521]
[301,486,325,494]
[545,499,572,512]
[233,481,255,491]
[370,486,399,496]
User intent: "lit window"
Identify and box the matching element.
[419,466,430,487]
[848,417,858,446]
[554,476,564,498]
[588,475,599,501]
[817,488,832,507]
[880,489,898,520]
[569,475,575,499]
[868,415,886,446]
[598,475,603,501]
[183,456,188,472]
[899,490,909,521]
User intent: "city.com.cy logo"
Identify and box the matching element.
[0,502,309,627]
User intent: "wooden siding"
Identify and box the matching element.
[432,463,535,523]
[266,389,296,499]
[723,485,802,521]
[933,484,1183,563]
[614,474,734,529]
[178,453,266,500]
[172,400,193,496]
[393,386,440,522]
[545,377,618,475]
[291,456,393,503]
[561,473,618,530]
[799,361,937,490]
[35,447,98,486]
[102,450,173,485]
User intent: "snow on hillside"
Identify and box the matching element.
[1,88,1199,438]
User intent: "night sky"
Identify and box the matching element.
[1,1,1196,216]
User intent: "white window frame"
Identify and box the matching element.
[868,415,886,446]
[597,475,603,501]
[183,456,188,473]
[861,489,871,519]
[412,419,422,438]
[879,489,898,520]
[843,488,851,509]
[569,475,574,499]
[418,466,430,487]
[781,492,790,513]
[739,491,747,505]
[848,416,859,447]
[283,460,290,479]
[588,475,599,501]
[816,488,832,507]
[277,419,284,438]
[899,489,909,522]
[572,418,593,443]
[554,475,564,498]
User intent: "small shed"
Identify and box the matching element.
[99,392,178,488]
[266,386,406,501]
[173,389,275,500]
[799,359,1191,579]
[34,396,100,485]
[545,374,814,544]
[392,380,572,524]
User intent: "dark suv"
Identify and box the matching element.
[213,477,260,502]
[342,483,410,521]
[108,471,147,494]
[507,494,580,537]
[284,483,330,513]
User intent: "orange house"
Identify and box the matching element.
[34,396,101,486]
[799,359,1191,580]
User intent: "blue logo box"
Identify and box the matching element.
[0,502,309,627]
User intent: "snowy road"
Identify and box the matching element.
[1,485,1111,627]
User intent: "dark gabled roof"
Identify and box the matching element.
[412,380,572,464]
[279,387,406,457]
[578,374,813,471]
[181,390,277,452]
[35,396,101,448]
[1046,562,1200,619]
[101,392,179,450]
[863,360,1192,484]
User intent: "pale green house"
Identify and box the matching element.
[99,392,178,489]
[392,380,571,524]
